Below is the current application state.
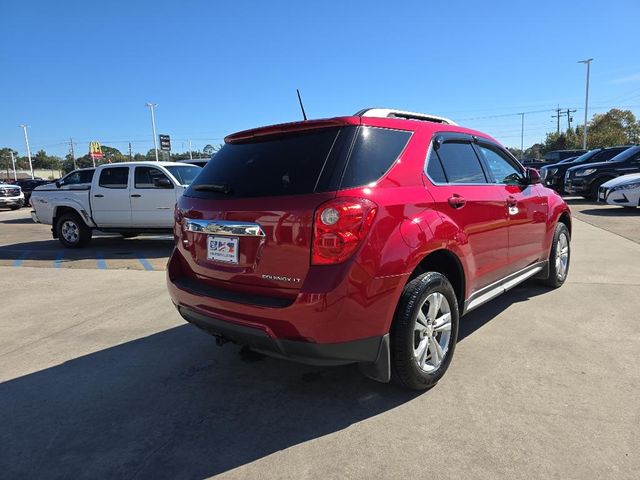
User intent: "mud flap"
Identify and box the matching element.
[358,334,390,383]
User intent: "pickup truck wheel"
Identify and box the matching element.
[390,272,459,390]
[56,213,92,248]
[540,222,570,288]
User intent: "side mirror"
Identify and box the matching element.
[153,177,173,188]
[525,167,541,185]
[55,180,62,188]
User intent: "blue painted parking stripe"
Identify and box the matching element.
[13,252,27,267]
[96,254,106,270]
[53,253,64,268]
[137,257,154,271]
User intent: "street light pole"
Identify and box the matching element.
[19,124,34,179]
[188,139,193,161]
[145,102,159,161]
[519,113,525,161]
[578,58,593,150]
[10,150,17,181]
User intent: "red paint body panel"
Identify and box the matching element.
[168,112,570,351]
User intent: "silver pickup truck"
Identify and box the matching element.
[30,161,201,247]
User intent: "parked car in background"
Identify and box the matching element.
[167,108,572,390]
[565,145,640,199]
[522,149,587,169]
[541,146,631,193]
[30,162,201,247]
[15,178,51,206]
[598,173,640,208]
[0,183,25,210]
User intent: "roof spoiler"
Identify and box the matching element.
[355,108,457,125]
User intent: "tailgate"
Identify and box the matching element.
[177,193,334,290]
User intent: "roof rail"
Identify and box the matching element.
[355,108,457,125]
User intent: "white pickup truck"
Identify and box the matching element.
[30,161,202,247]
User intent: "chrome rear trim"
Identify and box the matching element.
[185,219,265,237]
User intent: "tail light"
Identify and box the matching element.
[312,197,378,265]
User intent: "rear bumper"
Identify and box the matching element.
[167,246,407,351]
[178,305,385,365]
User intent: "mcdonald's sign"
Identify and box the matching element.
[89,141,103,159]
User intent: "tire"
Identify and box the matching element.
[540,222,570,288]
[390,272,459,390]
[56,213,92,248]
[9,205,21,210]
[588,178,610,200]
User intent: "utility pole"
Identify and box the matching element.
[145,102,159,161]
[519,113,525,160]
[19,125,34,179]
[188,139,193,160]
[128,142,133,161]
[578,58,593,149]
[10,150,17,181]
[69,138,77,170]
[551,107,567,135]
[566,109,577,131]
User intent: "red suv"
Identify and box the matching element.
[167,108,571,390]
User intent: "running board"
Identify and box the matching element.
[462,261,547,315]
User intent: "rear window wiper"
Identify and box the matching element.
[193,184,233,194]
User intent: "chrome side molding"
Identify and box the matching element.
[185,219,265,237]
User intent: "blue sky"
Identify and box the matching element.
[1,0,640,158]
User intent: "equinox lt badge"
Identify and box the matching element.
[262,274,302,283]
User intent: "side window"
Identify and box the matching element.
[135,167,172,188]
[435,141,487,184]
[477,145,523,185]
[98,167,129,189]
[426,148,447,183]
[63,172,81,185]
[79,170,94,183]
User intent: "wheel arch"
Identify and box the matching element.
[407,248,466,311]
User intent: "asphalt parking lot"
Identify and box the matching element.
[0,202,639,479]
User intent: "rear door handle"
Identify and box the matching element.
[448,195,466,209]
[131,194,141,198]
[94,194,104,198]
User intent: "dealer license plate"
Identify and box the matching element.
[207,236,239,264]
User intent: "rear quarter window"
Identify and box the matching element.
[339,127,412,188]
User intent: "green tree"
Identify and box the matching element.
[582,109,640,148]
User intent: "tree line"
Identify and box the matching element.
[507,108,640,159]
[0,144,222,176]
[2,109,639,176]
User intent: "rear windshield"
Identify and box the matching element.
[186,126,411,199]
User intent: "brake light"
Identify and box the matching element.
[312,197,378,265]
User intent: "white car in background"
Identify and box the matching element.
[30,161,202,247]
[599,173,640,209]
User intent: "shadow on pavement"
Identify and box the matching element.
[0,281,550,478]
[575,207,638,217]
[0,236,174,262]
[459,281,549,341]
[0,325,420,478]
[0,216,35,224]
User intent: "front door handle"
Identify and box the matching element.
[94,194,104,198]
[131,194,141,198]
[448,195,466,209]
